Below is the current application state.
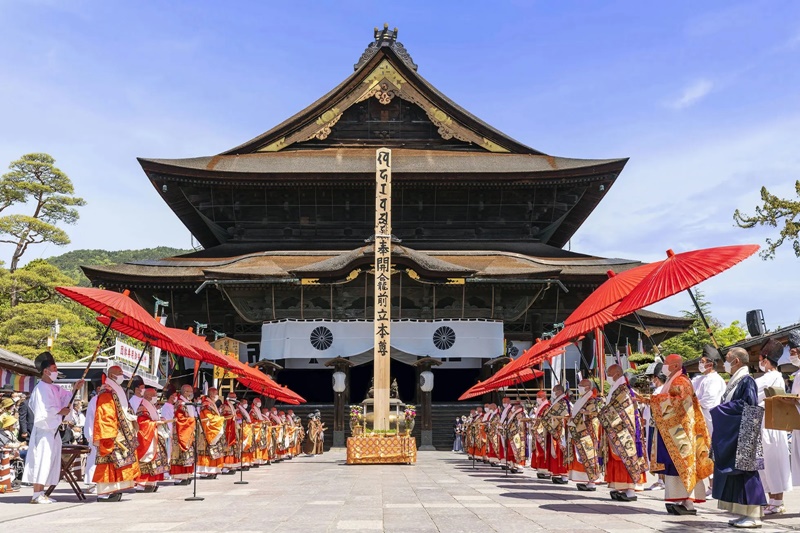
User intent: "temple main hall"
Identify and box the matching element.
[83,26,688,446]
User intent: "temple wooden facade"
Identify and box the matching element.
[84,26,690,405]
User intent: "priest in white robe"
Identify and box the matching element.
[756,338,792,515]
[22,352,84,504]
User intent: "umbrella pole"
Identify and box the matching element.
[686,289,720,348]
[631,312,662,355]
[56,317,115,435]
[125,342,150,393]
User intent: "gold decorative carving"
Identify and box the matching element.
[374,83,397,105]
[481,137,510,153]
[406,269,420,281]
[308,107,342,141]
[259,137,287,152]
[446,278,466,285]
[300,278,320,285]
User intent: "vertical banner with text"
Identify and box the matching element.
[373,148,392,431]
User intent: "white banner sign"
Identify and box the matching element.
[114,339,150,370]
[261,319,503,360]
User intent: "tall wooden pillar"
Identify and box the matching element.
[373,148,392,431]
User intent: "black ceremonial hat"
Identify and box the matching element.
[34,351,56,374]
[788,329,800,350]
[130,375,145,389]
[761,338,784,365]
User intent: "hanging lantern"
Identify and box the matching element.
[332,371,347,393]
[420,371,434,392]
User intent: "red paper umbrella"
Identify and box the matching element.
[56,286,174,403]
[237,375,302,404]
[57,286,164,338]
[168,327,305,402]
[493,338,567,381]
[564,263,662,325]
[97,315,204,363]
[613,244,759,346]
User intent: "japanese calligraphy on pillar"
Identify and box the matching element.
[373,148,391,431]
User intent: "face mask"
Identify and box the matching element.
[550,392,557,401]
[241,403,248,409]
[48,370,59,381]
[790,356,800,367]
[697,363,706,373]
[114,375,124,385]
[662,366,672,378]
[578,386,587,395]
[254,403,261,409]
[758,361,766,372]
[723,361,732,373]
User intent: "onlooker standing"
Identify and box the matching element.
[711,347,766,529]
[756,339,792,515]
[786,331,800,493]
[693,356,726,436]
[17,393,34,444]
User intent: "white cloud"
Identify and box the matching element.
[667,79,714,110]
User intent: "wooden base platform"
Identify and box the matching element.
[346,435,417,465]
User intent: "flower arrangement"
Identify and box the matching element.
[349,405,364,419]
[404,405,416,420]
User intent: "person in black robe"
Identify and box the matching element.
[710,347,767,529]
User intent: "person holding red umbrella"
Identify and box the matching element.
[637,354,714,515]
[93,365,141,502]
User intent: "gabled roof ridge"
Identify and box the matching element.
[217,44,542,156]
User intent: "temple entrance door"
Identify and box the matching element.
[349,358,416,404]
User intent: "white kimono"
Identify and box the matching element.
[82,395,98,486]
[790,372,800,486]
[22,380,73,486]
[756,370,792,493]
[693,371,726,437]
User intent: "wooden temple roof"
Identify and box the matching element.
[81,246,643,287]
[137,27,628,251]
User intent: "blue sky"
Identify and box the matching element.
[1,1,798,330]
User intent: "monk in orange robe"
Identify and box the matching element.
[250,398,268,465]
[135,387,169,492]
[169,384,197,485]
[93,366,140,502]
[222,392,240,472]
[197,387,225,478]
[238,399,254,467]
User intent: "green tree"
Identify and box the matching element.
[0,153,86,278]
[0,301,99,361]
[734,181,800,259]
[0,259,76,307]
[660,290,747,360]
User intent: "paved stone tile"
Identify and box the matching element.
[336,519,383,530]
[3,450,800,532]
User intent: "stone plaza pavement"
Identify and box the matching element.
[4,450,800,532]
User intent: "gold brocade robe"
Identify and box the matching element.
[567,395,602,481]
[648,373,714,492]
[598,384,647,481]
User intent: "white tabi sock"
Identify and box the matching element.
[624,489,635,498]
[683,499,695,510]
